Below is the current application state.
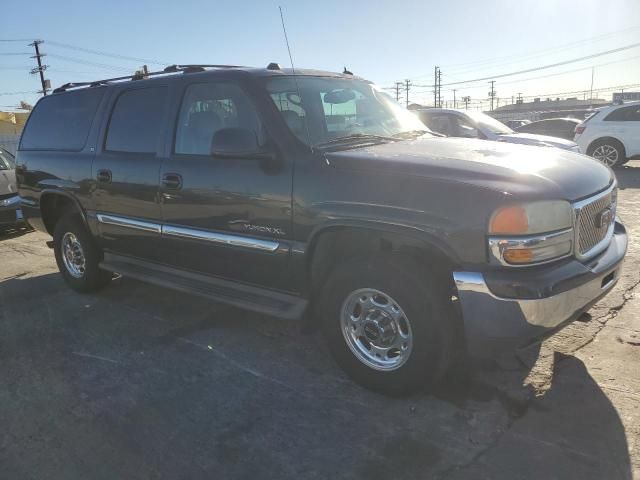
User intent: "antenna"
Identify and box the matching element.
[279,6,313,151]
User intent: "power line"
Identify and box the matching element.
[46,53,133,72]
[409,53,640,98]
[439,42,640,87]
[46,40,170,66]
[437,54,640,92]
[0,91,40,96]
[440,24,640,75]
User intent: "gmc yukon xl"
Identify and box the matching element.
[16,64,627,394]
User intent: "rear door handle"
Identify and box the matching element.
[96,169,112,183]
[162,173,183,190]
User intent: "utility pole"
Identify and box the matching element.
[404,79,411,107]
[589,67,594,100]
[29,40,49,96]
[434,66,438,108]
[395,82,403,102]
[437,69,442,107]
[462,96,470,110]
[453,89,457,109]
[488,80,496,111]
[516,92,523,104]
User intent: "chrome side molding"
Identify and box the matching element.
[96,214,162,233]
[96,213,280,252]
[162,225,280,252]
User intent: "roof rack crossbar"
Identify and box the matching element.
[53,64,246,93]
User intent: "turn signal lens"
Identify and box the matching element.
[489,206,529,234]
[503,248,534,264]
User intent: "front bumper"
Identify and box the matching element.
[454,221,627,358]
[0,196,23,227]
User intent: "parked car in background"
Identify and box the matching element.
[515,118,581,141]
[504,119,531,129]
[574,102,640,167]
[415,109,580,152]
[16,65,626,395]
[0,146,23,230]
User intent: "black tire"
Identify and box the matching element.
[320,256,455,396]
[53,212,111,293]
[587,138,627,168]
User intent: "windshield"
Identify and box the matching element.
[0,148,15,170]
[265,77,429,148]
[464,111,513,135]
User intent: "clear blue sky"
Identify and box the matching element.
[1,0,639,110]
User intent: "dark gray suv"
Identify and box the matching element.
[15,64,627,394]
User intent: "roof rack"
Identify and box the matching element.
[52,64,245,93]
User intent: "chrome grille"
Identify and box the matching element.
[574,186,616,257]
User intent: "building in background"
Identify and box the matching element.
[0,108,31,154]
[488,97,609,123]
[613,91,640,103]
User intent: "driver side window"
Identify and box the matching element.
[176,83,263,156]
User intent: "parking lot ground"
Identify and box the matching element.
[1,161,639,479]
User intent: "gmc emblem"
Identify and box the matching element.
[595,207,614,229]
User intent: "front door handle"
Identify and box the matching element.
[162,173,183,190]
[96,169,112,183]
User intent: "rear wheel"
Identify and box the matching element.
[53,213,111,293]
[588,138,627,168]
[320,256,455,395]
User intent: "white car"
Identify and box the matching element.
[415,109,580,152]
[574,102,640,167]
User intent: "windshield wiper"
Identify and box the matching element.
[393,129,443,139]
[315,133,398,149]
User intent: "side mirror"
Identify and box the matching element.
[210,127,271,159]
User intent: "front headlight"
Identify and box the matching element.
[0,195,20,207]
[488,201,574,265]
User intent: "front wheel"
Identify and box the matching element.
[53,213,112,293]
[320,257,455,395]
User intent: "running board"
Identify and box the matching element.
[100,253,307,320]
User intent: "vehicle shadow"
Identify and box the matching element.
[0,272,633,479]
[0,224,33,241]
[616,159,640,190]
[440,351,632,479]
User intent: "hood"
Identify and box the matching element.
[0,169,17,196]
[324,137,612,202]
[496,132,577,150]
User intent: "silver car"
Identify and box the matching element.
[0,146,23,230]
[416,108,580,152]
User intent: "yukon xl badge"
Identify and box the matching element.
[243,224,286,236]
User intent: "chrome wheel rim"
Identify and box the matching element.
[592,145,619,166]
[61,232,86,278]
[340,288,413,371]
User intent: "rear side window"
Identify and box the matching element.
[604,105,640,122]
[105,87,167,153]
[20,88,104,151]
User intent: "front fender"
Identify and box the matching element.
[305,218,460,265]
